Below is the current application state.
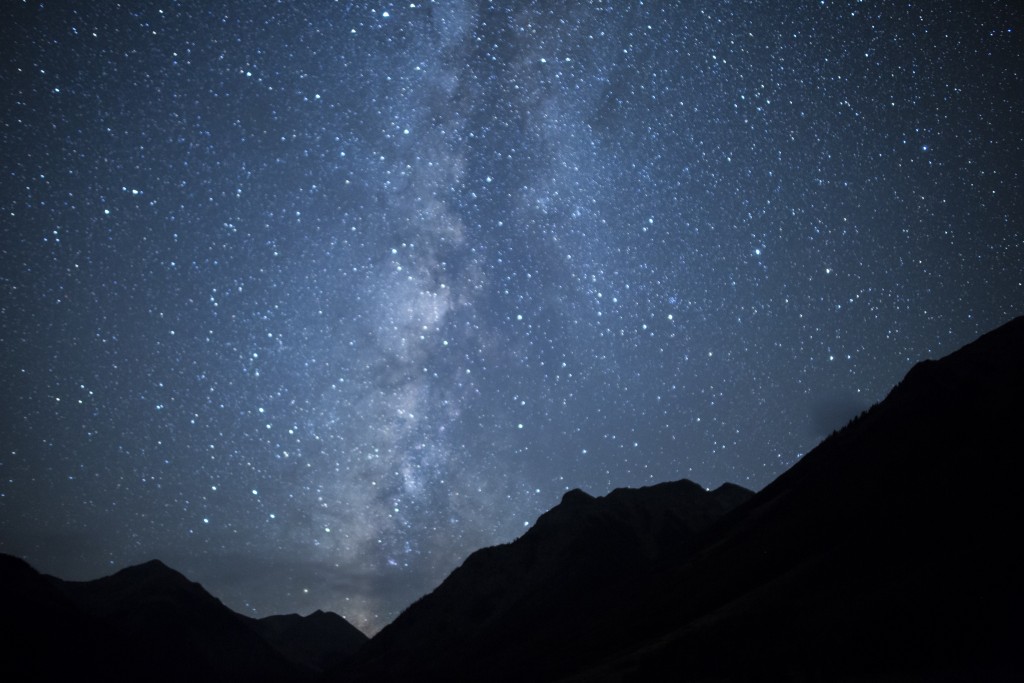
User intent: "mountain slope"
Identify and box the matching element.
[563,314,1024,681]
[344,479,754,681]
[342,315,1024,682]
[0,554,367,682]
[55,559,306,682]
[5,317,1020,681]
[250,610,369,673]
[0,553,111,680]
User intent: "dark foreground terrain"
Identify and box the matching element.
[0,554,367,681]
[5,316,1022,681]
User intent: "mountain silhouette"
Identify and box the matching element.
[339,315,1024,681]
[0,553,367,682]
[250,609,369,673]
[342,480,754,680]
[545,315,1024,682]
[4,316,1022,681]
[1,553,110,680]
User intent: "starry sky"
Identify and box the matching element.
[1,1,1021,633]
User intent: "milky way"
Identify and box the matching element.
[2,1,1021,632]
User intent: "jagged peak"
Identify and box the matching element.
[611,478,701,495]
[97,559,208,596]
[110,558,181,580]
[712,482,754,496]
[133,559,172,571]
[560,488,595,506]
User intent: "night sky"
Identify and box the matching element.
[2,1,1021,633]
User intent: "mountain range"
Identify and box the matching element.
[0,553,367,681]
[4,315,1022,681]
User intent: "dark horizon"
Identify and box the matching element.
[6,313,1022,681]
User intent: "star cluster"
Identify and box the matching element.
[2,1,1021,632]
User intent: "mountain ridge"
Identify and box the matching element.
[343,477,756,681]
[3,316,1021,681]
[0,552,368,682]
[340,315,1024,681]
[552,315,1024,681]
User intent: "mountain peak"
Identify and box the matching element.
[103,558,195,590]
[350,476,754,679]
[344,319,1023,681]
[126,559,174,574]
[560,488,595,506]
